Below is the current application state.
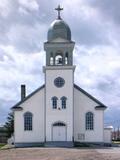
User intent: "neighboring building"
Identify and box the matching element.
[0,126,8,143]
[12,6,111,147]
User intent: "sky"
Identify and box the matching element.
[0,0,120,127]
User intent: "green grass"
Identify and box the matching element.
[0,144,6,149]
[74,142,91,147]
[112,141,120,144]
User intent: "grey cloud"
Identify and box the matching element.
[87,0,120,25]
[96,81,113,92]
[0,99,16,124]
[0,0,51,52]
[29,63,44,75]
[6,23,47,54]
[0,0,111,52]
[62,4,111,46]
[95,75,118,93]
[0,0,79,53]
[0,49,6,61]
[0,0,118,53]
[105,107,120,128]
[71,20,109,46]
[0,48,14,62]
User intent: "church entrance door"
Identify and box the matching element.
[52,122,66,141]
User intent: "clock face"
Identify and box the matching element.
[54,77,65,88]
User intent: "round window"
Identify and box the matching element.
[54,77,65,88]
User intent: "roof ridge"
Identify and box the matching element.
[11,83,107,110]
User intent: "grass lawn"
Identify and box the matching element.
[113,141,120,144]
[0,144,6,149]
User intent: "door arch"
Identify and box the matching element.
[52,122,67,141]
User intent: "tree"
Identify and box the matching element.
[4,112,14,138]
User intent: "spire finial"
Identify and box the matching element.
[55,5,63,19]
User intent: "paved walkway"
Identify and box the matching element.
[0,147,120,160]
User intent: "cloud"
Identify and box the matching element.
[0,0,13,17]
[74,44,120,107]
[18,0,39,12]
[87,0,120,25]
[7,23,47,53]
[0,44,44,103]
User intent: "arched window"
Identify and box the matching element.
[61,96,67,109]
[50,52,54,65]
[24,112,33,131]
[86,112,94,130]
[50,57,54,65]
[55,51,63,65]
[55,55,63,65]
[51,96,58,109]
[65,52,68,65]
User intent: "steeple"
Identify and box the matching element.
[55,5,63,19]
[44,6,75,67]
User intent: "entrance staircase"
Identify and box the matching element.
[45,141,73,148]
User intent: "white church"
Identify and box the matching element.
[12,6,111,147]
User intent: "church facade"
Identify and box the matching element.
[12,6,110,147]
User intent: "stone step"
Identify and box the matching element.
[45,141,73,148]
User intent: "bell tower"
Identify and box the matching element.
[43,5,76,142]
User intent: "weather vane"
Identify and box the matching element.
[55,5,63,19]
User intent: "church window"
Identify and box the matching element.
[24,112,33,131]
[54,77,65,88]
[51,96,58,109]
[50,52,54,65]
[55,55,63,65]
[65,52,68,65]
[61,96,67,109]
[86,112,94,130]
[65,57,68,65]
[50,57,54,65]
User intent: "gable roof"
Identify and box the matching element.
[11,84,45,110]
[11,83,107,111]
[74,84,107,109]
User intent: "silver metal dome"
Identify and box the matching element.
[47,19,71,41]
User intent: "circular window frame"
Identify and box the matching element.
[54,77,65,88]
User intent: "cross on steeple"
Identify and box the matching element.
[55,5,63,19]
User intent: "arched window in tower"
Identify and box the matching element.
[65,52,68,65]
[51,96,58,109]
[50,52,54,65]
[61,96,67,109]
[86,112,94,130]
[55,51,63,65]
[24,112,33,131]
